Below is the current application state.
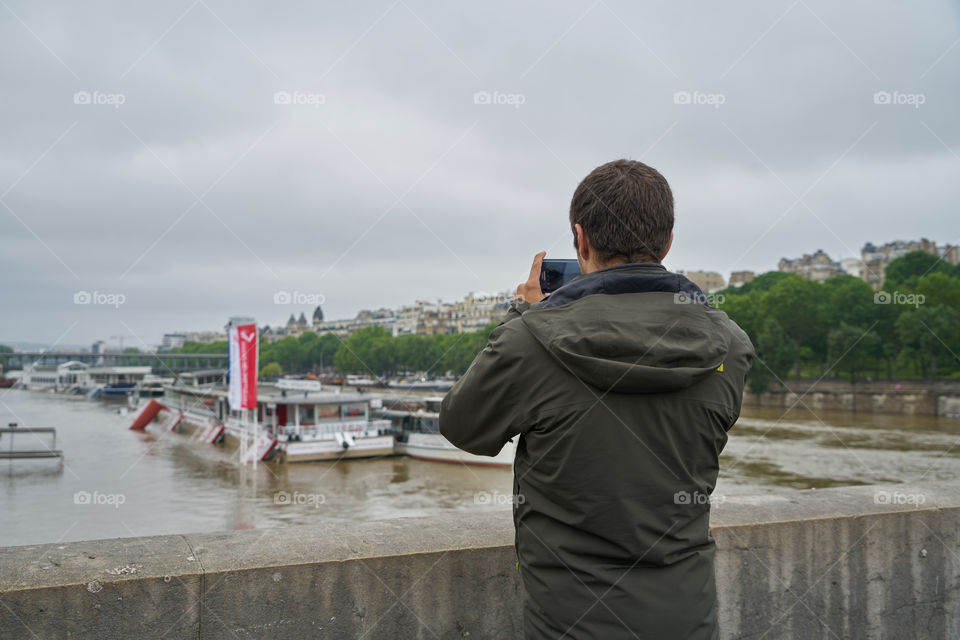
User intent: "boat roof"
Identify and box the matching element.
[179,369,227,377]
[165,384,376,405]
[89,366,152,374]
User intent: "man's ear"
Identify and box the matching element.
[661,232,674,261]
[575,223,590,262]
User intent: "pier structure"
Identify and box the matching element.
[2,351,228,374]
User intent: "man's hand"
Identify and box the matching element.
[515,251,547,303]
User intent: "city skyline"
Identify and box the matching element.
[6,233,957,351]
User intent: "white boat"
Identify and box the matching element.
[20,361,151,396]
[137,374,174,398]
[20,361,91,392]
[388,378,454,392]
[159,383,394,463]
[381,397,515,468]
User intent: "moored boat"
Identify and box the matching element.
[156,383,394,463]
[380,396,515,468]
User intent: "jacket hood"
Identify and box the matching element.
[520,263,733,393]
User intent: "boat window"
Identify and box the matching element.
[418,416,440,433]
[316,404,339,420]
[300,405,315,423]
[341,403,365,419]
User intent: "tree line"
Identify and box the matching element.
[169,323,499,379]
[716,251,960,392]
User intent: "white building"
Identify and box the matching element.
[161,333,187,351]
[21,361,91,391]
[778,249,843,283]
[840,257,865,279]
[20,362,152,392]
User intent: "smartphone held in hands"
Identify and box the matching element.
[539,259,580,294]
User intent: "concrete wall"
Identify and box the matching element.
[742,379,960,417]
[1,483,958,639]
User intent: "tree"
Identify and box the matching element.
[260,362,283,379]
[748,318,796,394]
[312,333,341,371]
[883,251,956,291]
[915,273,960,317]
[895,306,959,379]
[715,289,763,345]
[395,335,440,374]
[174,341,228,354]
[732,270,794,295]
[761,275,825,376]
[333,326,394,376]
[827,322,879,384]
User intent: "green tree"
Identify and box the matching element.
[312,333,341,371]
[260,362,283,379]
[333,326,395,376]
[883,251,956,291]
[915,273,960,317]
[895,306,959,379]
[761,275,825,377]
[827,322,880,384]
[748,318,796,394]
[715,289,764,345]
[174,341,228,354]
[395,335,440,374]
[731,270,794,295]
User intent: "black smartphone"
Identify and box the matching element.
[539,259,581,294]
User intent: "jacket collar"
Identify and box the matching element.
[534,262,707,309]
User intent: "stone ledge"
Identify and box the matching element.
[2,483,959,639]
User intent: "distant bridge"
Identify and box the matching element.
[1,351,228,374]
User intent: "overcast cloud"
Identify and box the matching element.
[1,0,958,346]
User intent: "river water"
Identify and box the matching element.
[2,389,959,547]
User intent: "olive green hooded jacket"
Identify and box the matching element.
[440,263,755,639]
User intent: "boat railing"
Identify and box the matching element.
[281,419,392,440]
[0,426,63,460]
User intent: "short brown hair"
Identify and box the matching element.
[569,159,674,264]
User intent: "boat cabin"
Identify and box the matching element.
[164,384,379,439]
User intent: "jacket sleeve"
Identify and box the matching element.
[439,311,527,456]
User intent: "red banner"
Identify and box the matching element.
[229,323,259,410]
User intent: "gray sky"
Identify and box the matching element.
[1,0,958,347]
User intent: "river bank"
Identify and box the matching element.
[743,378,960,417]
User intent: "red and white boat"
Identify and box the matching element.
[131,382,394,463]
